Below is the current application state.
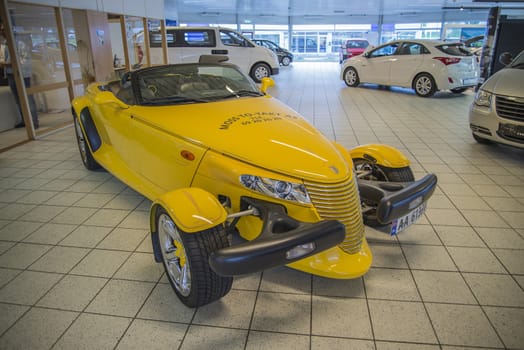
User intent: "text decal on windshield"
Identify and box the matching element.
[219,112,299,130]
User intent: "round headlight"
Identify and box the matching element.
[239,175,310,204]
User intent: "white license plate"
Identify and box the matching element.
[463,78,477,85]
[390,202,426,235]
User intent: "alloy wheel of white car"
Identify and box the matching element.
[414,73,436,97]
[250,63,271,82]
[343,67,360,87]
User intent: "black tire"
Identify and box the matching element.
[451,87,468,94]
[250,63,271,83]
[154,207,232,308]
[472,133,492,144]
[413,73,436,97]
[73,115,101,171]
[353,158,415,226]
[281,56,291,66]
[343,67,360,87]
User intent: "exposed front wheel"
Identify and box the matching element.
[73,115,100,171]
[154,207,233,308]
[343,67,360,87]
[281,56,291,66]
[413,73,436,97]
[353,158,415,182]
[250,63,271,83]
[353,158,415,226]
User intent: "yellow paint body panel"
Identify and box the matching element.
[349,144,410,168]
[152,188,228,233]
[288,238,372,279]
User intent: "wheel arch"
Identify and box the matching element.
[343,65,358,75]
[250,60,273,74]
[150,188,228,262]
[349,143,410,168]
[72,95,103,154]
[150,188,227,235]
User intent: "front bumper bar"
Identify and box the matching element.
[209,198,345,276]
[357,173,438,224]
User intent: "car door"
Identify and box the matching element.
[218,29,252,73]
[389,42,427,87]
[92,85,137,168]
[358,43,400,84]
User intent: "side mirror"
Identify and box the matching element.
[94,91,129,109]
[260,77,275,94]
[363,52,370,58]
[499,52,513,66]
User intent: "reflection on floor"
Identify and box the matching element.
[0,109,72,151]
[0,62,523,350]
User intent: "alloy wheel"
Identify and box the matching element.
[158,213,191,296]
[416,76,432,96]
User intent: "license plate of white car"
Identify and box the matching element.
[390,202,426,235]
[463,78,477,85]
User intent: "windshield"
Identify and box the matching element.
[347,40,368,48]
[508,50,524,69]
[134,64,262,105]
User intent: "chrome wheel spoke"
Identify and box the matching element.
[159,214,191,297]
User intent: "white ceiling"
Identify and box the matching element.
[165,0,524,25]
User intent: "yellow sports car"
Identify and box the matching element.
[72,57,437,307]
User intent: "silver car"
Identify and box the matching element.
[469,50,524,149]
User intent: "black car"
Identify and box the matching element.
[253,39,294,66]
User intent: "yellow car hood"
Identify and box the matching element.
[132,97,349,181]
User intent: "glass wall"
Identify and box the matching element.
[125,16,148,69]
[1,1,167,152]
[0,2,72,145]
[62,9,84,97]
[182,20,486,62]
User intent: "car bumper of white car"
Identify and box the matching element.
[441,75,478,90]
[469,96,524,149]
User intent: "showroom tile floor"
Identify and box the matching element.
[0,62,523,350]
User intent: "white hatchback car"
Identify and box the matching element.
[469,50,524,149]
[340,39,479,97]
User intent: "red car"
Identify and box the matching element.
[339,39,370,63]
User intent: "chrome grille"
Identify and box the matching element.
[496,96,524,122]
[304,175,364,254]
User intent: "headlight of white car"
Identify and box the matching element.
[474,89,492,109]
[239,175,311,204]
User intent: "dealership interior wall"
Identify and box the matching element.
[0,1,523,349]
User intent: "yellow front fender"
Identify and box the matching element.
[150,188,227,233]
[349,143,410,168]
